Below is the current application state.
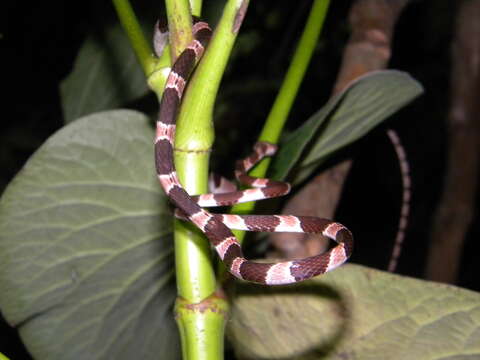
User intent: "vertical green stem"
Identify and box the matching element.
[175,293,228,360]
[254,0,331,175]
[167,1,249,359]
[228,0,331,241]
[161,0,217,305]
[112,0,156,75]
[174,0,250,303]
[113,1,229,358]
[165,0,195,59]
[190,0,203,17]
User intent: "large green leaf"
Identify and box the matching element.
[0,110,179,359]
[60,24,150,123]
[228,264,480,360]
[270,71,423,183]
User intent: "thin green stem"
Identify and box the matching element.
[165,0,195,59]
[167,1,249,358]
[190,0,203,17]
[112,0,156,75]
[148,0,201,98]
[254,0,330,175]
[228,0,331,242]
[173,0,250,303]
[174,155,216,303]
[175,293,228,360]
[152,0,216,304]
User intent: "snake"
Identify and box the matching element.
[154,19,353,285]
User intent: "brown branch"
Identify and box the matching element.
[269,0,410,260]
[333,0,409,95]
[425,0,480,283]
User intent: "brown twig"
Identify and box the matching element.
[269,0,410,260]
[425,0,480,283]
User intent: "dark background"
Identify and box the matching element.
[1,0,476,358]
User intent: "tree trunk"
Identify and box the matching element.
[425,0,480,283]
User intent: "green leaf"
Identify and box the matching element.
[228,264,480,360]
[60,24,150,123]
[0,110,180,359]
[270,71,423,183]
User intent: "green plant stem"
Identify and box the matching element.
[173,0,250,301]
[169,1,249,359]
[255,0,330,175]
[117,1,248,357]
[165,0,196,58]
[148,0,202,99]
[112,0,156,75]
[228,0,331,244]
[175,293,229,360]
[174,152,216,303]
[152,0,212,305]
[190,0,202,16]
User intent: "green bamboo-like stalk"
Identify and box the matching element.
[113,0,173,94]
[173,0,249,304]
[166,1,249,359]
[228,0,331,243]
[146,0,203,94]
[165,0,196,58]
[159,0,217,304]
[112,0,156,75]
[113,0,240,358]
[175,293,229,360]
[190,0,202,16]
[119,0,247,358]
